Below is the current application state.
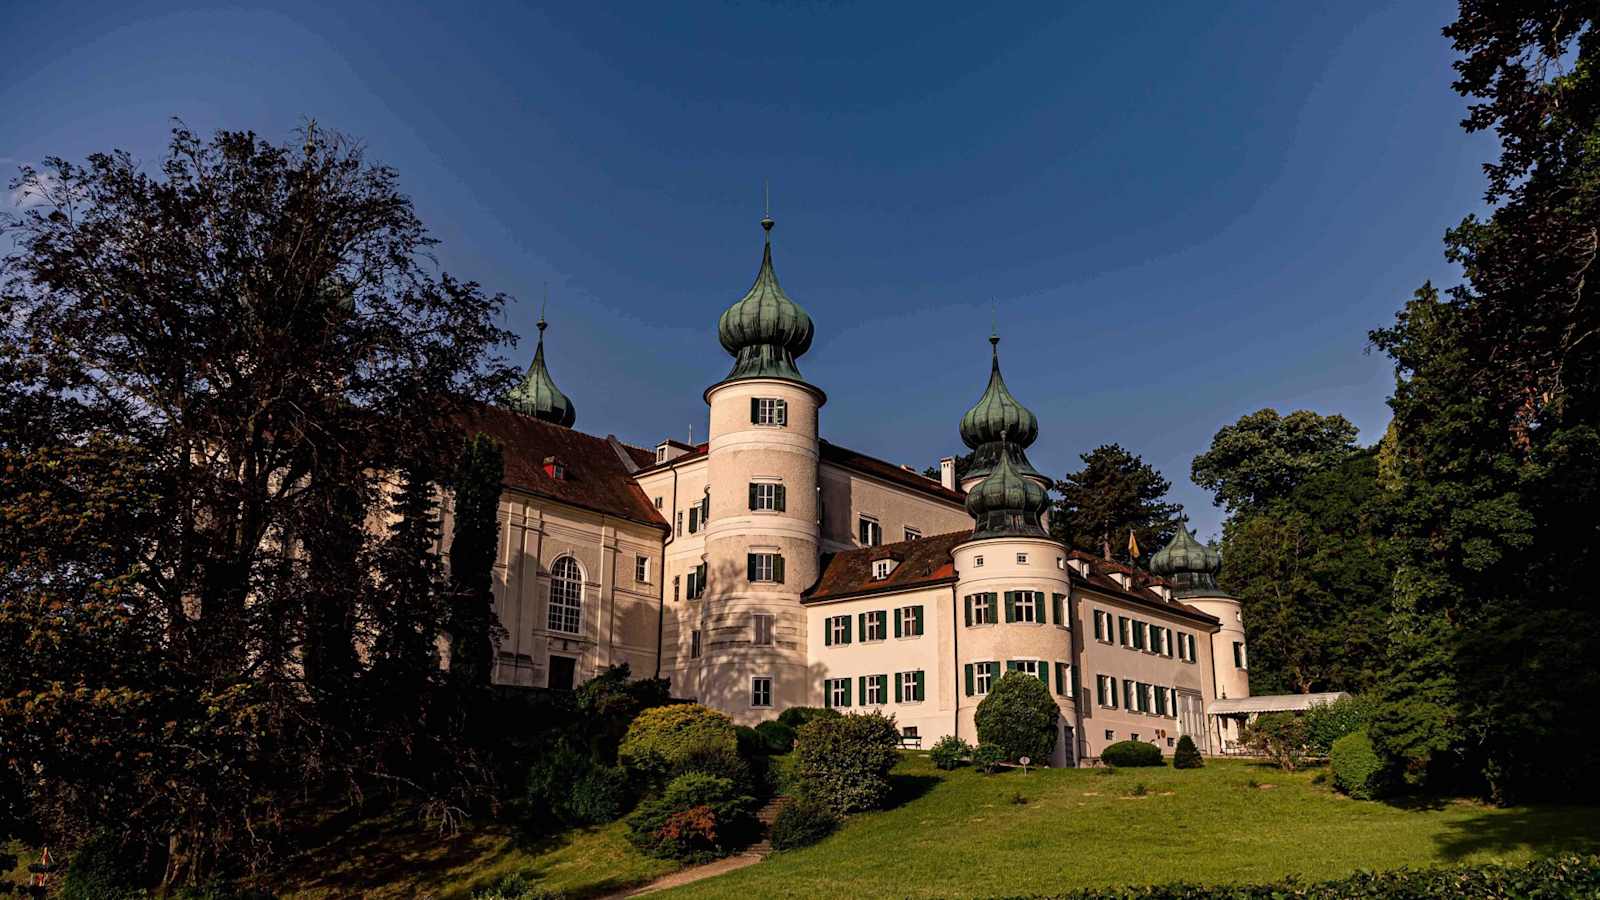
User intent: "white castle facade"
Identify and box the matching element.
[447,217,1251,764]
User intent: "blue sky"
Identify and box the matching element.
[1,1,1490,538]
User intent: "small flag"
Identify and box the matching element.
[1128,529,1141,560]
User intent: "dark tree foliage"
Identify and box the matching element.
[1366,4,1600,802]
[921,451,975,483]
[447,433,506,688]
[1218,451,1389,696]
[1051,444,1182,561]
[0,123,516,884]
[1191,409,1359,516]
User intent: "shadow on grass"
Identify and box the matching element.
[883,773,941,810]
[1431,804,1600,863]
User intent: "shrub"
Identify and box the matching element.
[1331,729,1390,800]
[975,671,1059,762]
[1030,854,1600,898]
[574,663,674,764]
[1100,740,1163,768]
[1173,735,1203,769]
[755,720,797,754]
[1303,694,1374,755]
[769,795,840,851]
[792,712,901,813]
[524,740,592,831]
[1244,712,1309,771]
[470,872,564,900]
[619,704,738,790]
[777,706,840,729]
[929,734,971,770]
[568,765,632,824]
[625,772,758,862]
[972,742,1007,773]
[60,832,147,899]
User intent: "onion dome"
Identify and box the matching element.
[965,444,1049,539]
[1150,521,1229,597]
[960,333,1039,450]
[505,312,577,428]
[716,217,815,384]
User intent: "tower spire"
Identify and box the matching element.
[761,179,774,236]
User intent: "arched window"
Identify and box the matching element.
[549,556,583,634]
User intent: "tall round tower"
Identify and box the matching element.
[700,215,825,722]
[1150,524,1249,701]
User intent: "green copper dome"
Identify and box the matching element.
[505,316,577,428]
[965,445,1049,539]
[716,218,815,384]
[1150,522,1229,598]
[960,334,1039,451]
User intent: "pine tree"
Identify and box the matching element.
[1173,734,1203,769]
[1051,444,1182,561]
[447,433,505,687]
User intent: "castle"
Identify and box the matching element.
[447,215,1251,764]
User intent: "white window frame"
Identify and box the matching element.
[973,555,984,567]
[752,481,782,511]
[690,629,701,658]
[972,593,994,625]
[858,515,882,547]
[864,674,887,706]
[548,556,584,635]
[635,554,650,584]
[828,678,849,707]
[1016,552,1028,565]
[1014,591,1041,624]
[904,527,922,541]
[862,610,887,642]
[752,613,774,646]
[751,675,773,708]
[1178,630,1192,662]
[898,605,920,637]
[1234,641,1248,669]
[754,397,788,426]
[899,670,922,703]
[975,661,997,695]
[1012,659,1043,679]
[750,552,778,583]
[872,559,894,580]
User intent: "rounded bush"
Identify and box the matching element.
[1330,729,1389,800]
[1303,694,1374,755]
[792,712,901,813]
[755,720,797,754]
[619,704,737,789]
[975,671,1059,762]
[777,706,840,729]
[972,742,1007,773]
[769,795,840,851]
[568,765,632,824]
[523,741,591,831]
[929,734,971,770]
[1173,734,1204,769]
[1100,740,1163,767]
[625,772,758,862]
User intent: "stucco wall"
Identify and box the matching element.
[819,463,971,552]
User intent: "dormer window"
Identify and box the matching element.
[872,559,897,580]
[656,446,668,464]
[543,456,565,480]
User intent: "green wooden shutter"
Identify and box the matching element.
[1055,663,1064,694]
[965,664,974,696]
[824,618,833,646]
[914,605,924,635]
[915,670,925,701]
[750,397,760,422]
[775,484,786,512]
[824,680,833,708]
[1053,593,1064,624]
[858,675,867,705]
[893,608,903,638]
[964,595,972,627]
[844,678,852,707]
[747,554,756,581]
[774,555,785,583]
[1037,662,1050,690]
[1006,660,1019,672]
[843,614,851,644]
[1004,591,1016,623]
[858,612,868,640]
[894,673,903,703]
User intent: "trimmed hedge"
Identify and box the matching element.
[1330,729,1388,800]
[792,712,901,813]
[1100,740,1163,768]
[989,854,1600,898]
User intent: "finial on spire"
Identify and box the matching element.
[761,179,774,235]
[990,301,1000,351]
[538,283,549,336]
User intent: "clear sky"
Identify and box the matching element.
[1,1,1490,539]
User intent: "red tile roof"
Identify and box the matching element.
[819,440,964,505]
[454,403,669,531]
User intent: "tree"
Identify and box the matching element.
[447,432,505,687]
[0,123,515,883]
[1366,4,1600,802]
[922,451,975,482]
[975,671,1059,762]
[1191,409,1359,515]
[1051,444,1182,561]
[1218,452,1389,695]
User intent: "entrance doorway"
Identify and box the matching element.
[1059,724,1076,767]
[548,655,577,690]
[1177,691,1206,752]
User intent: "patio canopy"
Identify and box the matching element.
[1207,691,1351,716]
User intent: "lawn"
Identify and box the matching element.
[658,755,1600,899]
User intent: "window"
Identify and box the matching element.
[1096,674,1118,709]
[1093,610,1112,643]
[688,505,701,534]
[965,661,1000,696]
[872,559,895,580]
[751,676,773,707]
[548,556,583,634]
[751,397,788,426]
[896,605,924,638]
[752,613,774,646]
[1007,590,1042,624]
[859,609,889,642]
[1055,662,1073,697]
[1123,678,1137,711]
[672,575,680,602]
[656,447,668,464]
[747,552,784,583]
[964,592,998,626]
[675,511,683,536]
[858,516,882,547]
[1167,737,1175,748]
[1233,641,1248,669]
[635,555,650,584]
[973,555,984,567]
[824,614,852,646]
[1153,685,1168,716]
[1186,633,1198,662]
[1105,730,1115,741]
[1118,616,1131,647]
[1132,620,1148,651]
[1177,631,1193,662]
[654,496,663,509]
[690,629,701,658]
[1052,593,1066,625]
[685,564,707,600]
[897,670,925,703]
[749,481,786,512]
[1009,659,1050,691]
[825,677,852,708]
[1147,625,1163,655]
[1138,682,1153,714]
[904,527,922,541]
[1056,556,1065,570]
[1131,733,1140,742]
[902,725,919,738]
[1016,552,1029,565]
[861,673,889,706]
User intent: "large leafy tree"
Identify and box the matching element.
[0,124,516,882]
[1191,409,1359,515]
[1367,3,1600,802]
[1051,444,1182,561]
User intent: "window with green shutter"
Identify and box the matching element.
[1004,591,1017,623]
[964,663,975,696]
[1036,660,1050,691]
[1052,593,1065,625]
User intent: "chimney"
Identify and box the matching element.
[939,456,956,491]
